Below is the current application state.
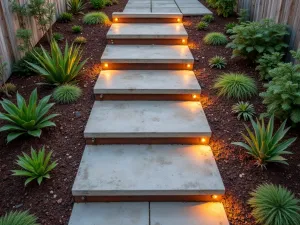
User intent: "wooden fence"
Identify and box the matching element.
[237,0,300,52]
[0,0,66,82]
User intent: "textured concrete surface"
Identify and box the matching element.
[94,70,201,94]
[68,203,149,225]
[151,202,229,225]
[101,45,194,63]
[107,23,187,39]
[72,145,225,196]
[112,12,183,19]
[84,101,211,138]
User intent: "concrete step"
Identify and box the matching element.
[101,45,194,70]
[68,202,229,225]
[107,23,188,45]
[112,12,183,23]
[94,70,201,101]
[84,101,211,144]
[72,145,225,202]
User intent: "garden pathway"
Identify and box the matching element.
[68,4,228,225]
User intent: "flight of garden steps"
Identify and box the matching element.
[69,13,229,225]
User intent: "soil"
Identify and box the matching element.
[0,0,299,224]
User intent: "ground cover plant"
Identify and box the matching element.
[67,0,86,14]
[83,12,110,25]
[232,101,255,121]
[72,25,82,33]
[58,12,73,23]
[209,56,227,69]
[204,32,227,45]
[197,21,209,30]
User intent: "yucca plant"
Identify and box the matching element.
[0,89,58,143]
[27,40,87,85]
[232,101,255,121]
[67,0,86,14]
[232,116,296,167]
[0,211,39,225]
[249,184,300,225]
[209,56,227,69]
[204,32,228,45]
[12,147,57,186]
[197,21,208,30]
[214,73,257,99]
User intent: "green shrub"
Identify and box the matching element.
[27,40,87,85]
[12,146,57,186]
[227,19,289,60]
[256,52,283,80]
[232,101,255,121]
[208,56,227,69]
[83,12,110,25]
[202,14,214,23]
[249,184,300,225]
[215,0,236,17]
[0,211,39,225]
[197,21,208,30]
[232,116,296,166]
[58,12,73,22]
[52,32,64,42]
[12,47,43,76]
[204,32,227,45]
[53,84,82,104]
[90,0,106,9]
[225,22,237,34]
[67,0,86,14]
[0,89,58,143]
[214,73,257,99]
[206,0,217,7]
[74,36,87,44]
[72,25,82,33]
[238,8,249,23]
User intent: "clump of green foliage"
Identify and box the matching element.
[12,146,57,186]
[83,12,110,25]
[52,32,64,42]
[72,25,82,33]
[202,14,214,23]
[249,184,300,225]
[197,21,209,30]
[208,56,227,69]
[232,116,296,166]
[225,22,237,34]
[53,84,82,104]
[204,32,228,45]
[13,47,43,76]
[16,29,32,53]
[214,0,236,17]
[232,101,255,121]
[214,73,257,99]
[227,19,289,60]
[90,0,106,9]
[0,211,39,225]
[256,52,283,80]
[58,12,73,22]
[0,89,58,143]
[67,0,86,14]
[260,50,300,124]
[74,36,87,44]
[106,0,118,6]
[27,40,87,85]
[0,83,17,97]
[238,8,249,23]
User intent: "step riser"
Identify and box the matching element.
[113,18,181,23]
[95,94,200,101]
[74,195,223,203]
[108,39,187,45]
[101,63,194,70]
[85,137,210,145]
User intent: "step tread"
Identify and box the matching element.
[84,101,211,138]
[72,145,225,196]
[112,12,183,18]
[107,23,187,39]
[101,45,194,63]
[94,70,201,94]
[68,202,229,225]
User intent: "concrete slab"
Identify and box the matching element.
[152,3,178,7]
[101,45,194,64]
[107,23,187,39]
[179,7,212,15]
[68,203,149,225]
[72,145,225,196]
[151,202,229,225]
[152,7,181,13]
[123,8,151,13]
[94,70,201,94]
[84,101,211,138]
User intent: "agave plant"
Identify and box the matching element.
[67,0,86,14]
[0,211,39,225]
[232,116,296,167]
[0,89,58,143]
[12,147,57,186]
[232,101,255,121]
[26,40,87,85]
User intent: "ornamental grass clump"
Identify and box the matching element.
[72,25,82,33]
[0,89,58,143]
[208,56,227,69]
[232,116,296,167]
[83,12,110,25]
[202,14,214,23]
[67,0,86,14]
[53,84,82,104]
[232,101,255,121]
[197,21,209,30]
[0,211,39,225]
[248,184,300,225]
[204,32,228,45]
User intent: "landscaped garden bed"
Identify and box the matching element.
[0,0,299,224]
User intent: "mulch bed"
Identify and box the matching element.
[0,0,299,224]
